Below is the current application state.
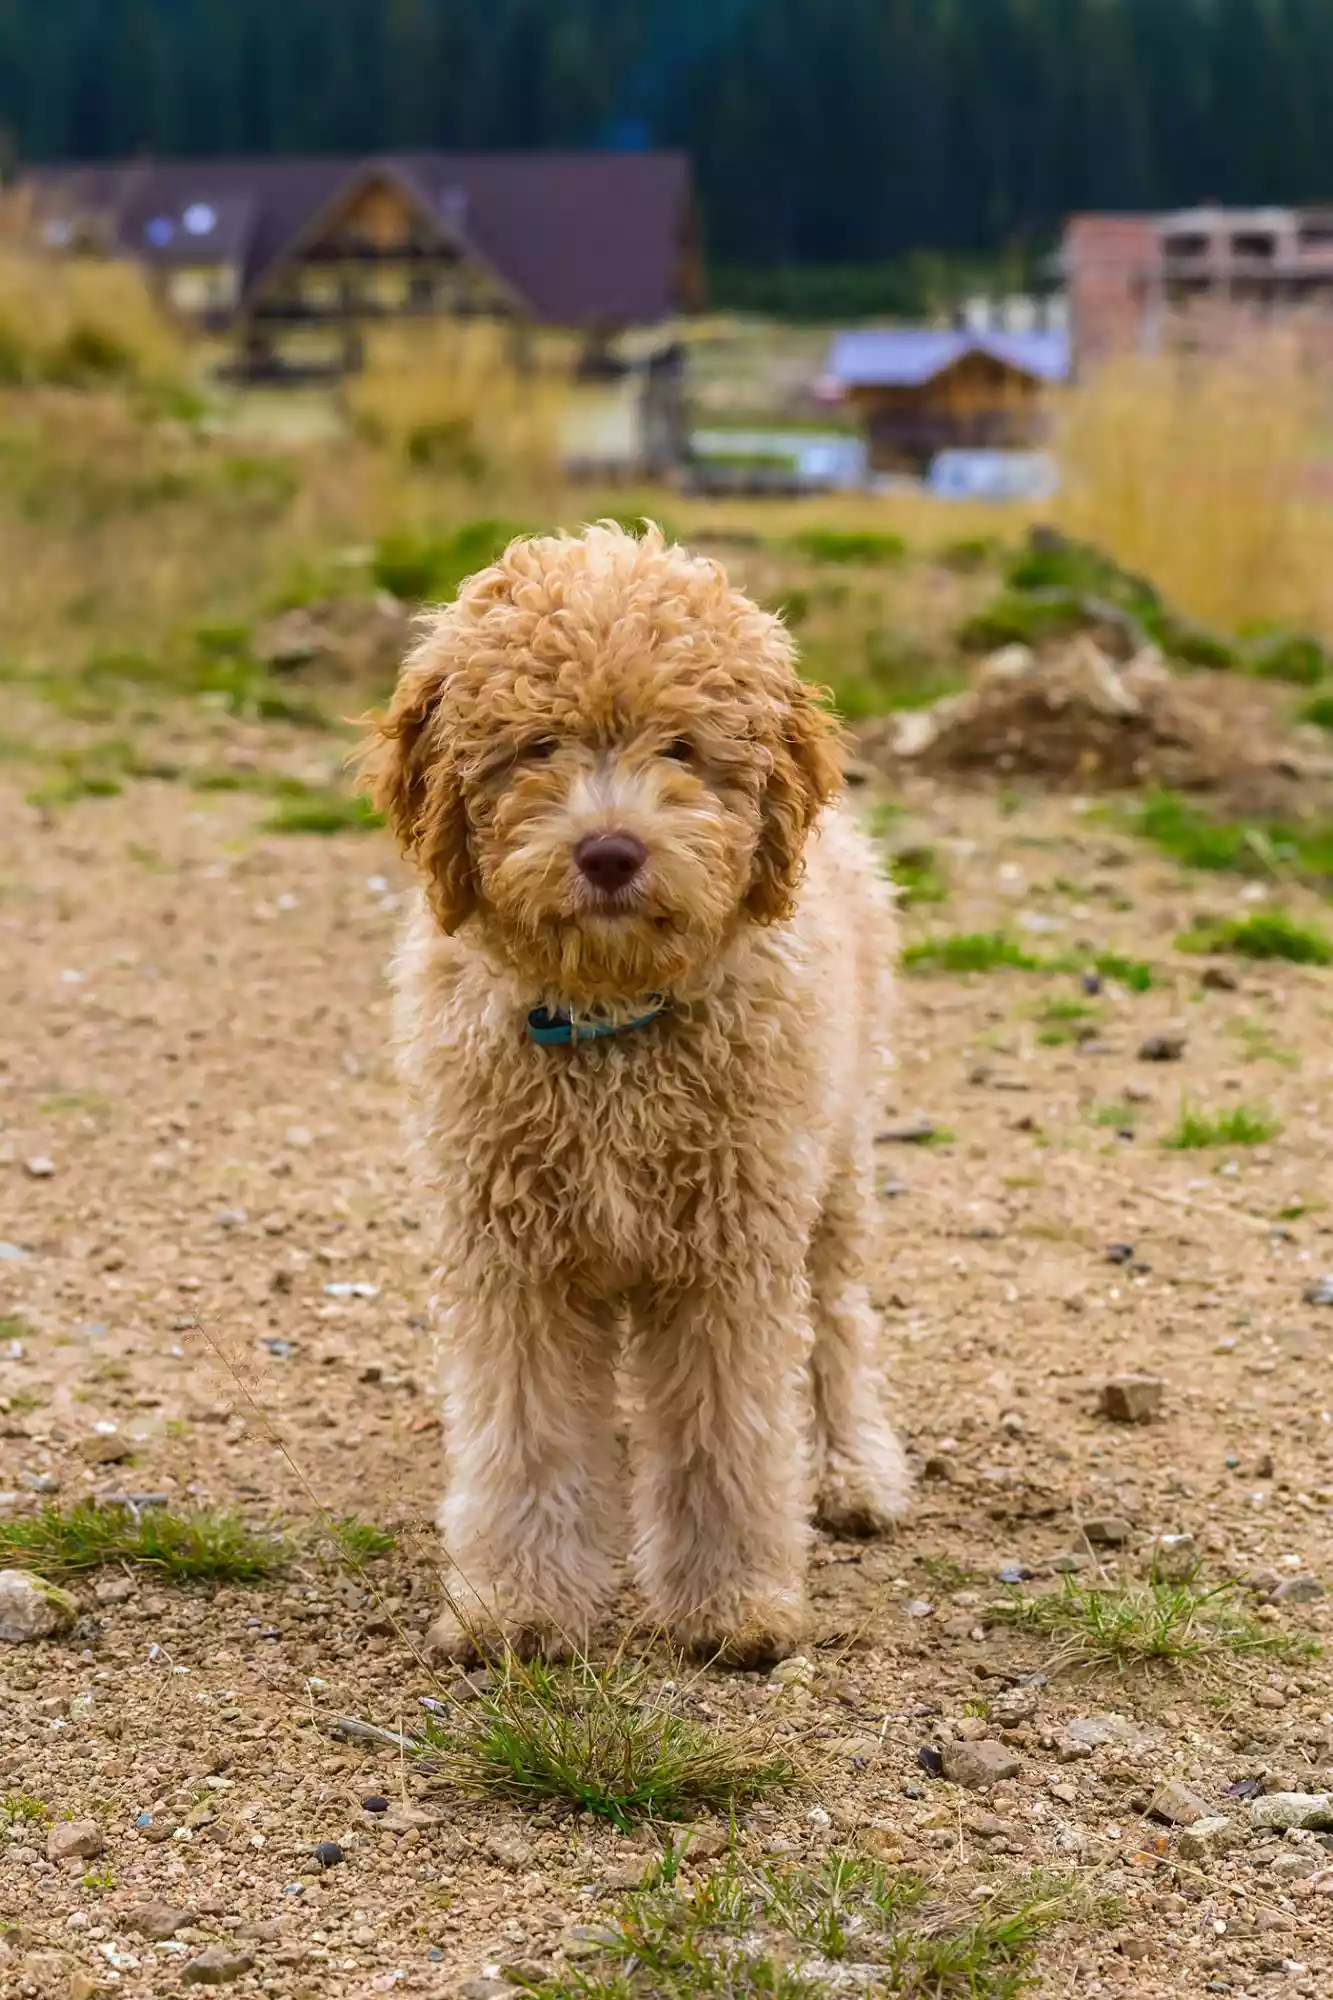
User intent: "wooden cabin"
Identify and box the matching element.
[824,328,1070,474]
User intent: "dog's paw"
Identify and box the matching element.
[815,1443,912,1538]
[423,1605,581,1666]
[670,1590,806,1671]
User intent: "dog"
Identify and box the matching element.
[361,522,907,1665]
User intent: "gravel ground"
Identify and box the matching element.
[1,707,1331,1999]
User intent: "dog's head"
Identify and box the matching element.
[360,522,844,1005]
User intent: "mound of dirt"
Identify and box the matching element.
[862,638,1333,812]
[253,593,413,684]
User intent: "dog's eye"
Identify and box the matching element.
[662,739,694,763]
[521,738,558,762]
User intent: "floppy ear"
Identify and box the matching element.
[358,644,476,935]
[746,681,847,923]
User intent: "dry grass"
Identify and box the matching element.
[0,193,185,391]
[1054,336,1333,640]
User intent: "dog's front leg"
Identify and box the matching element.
[628,1259,812,1667]
[425,1268,621,1663]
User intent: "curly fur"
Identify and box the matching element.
[362,522,908,1665]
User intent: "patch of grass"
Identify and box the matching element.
[788,527,906,566]
[917,1556,985,1592]
[261,785,383,836]
[1091,951,1153,993]
[319,1515,396,1562]
[1125,790,1333,888]
[993,1575,1317,1673]
[0,1503,284,1583]
[1300,690,1333,730]
[371,517,528,602]
[83,1864,117,1892]
[525,1851,1062,1999]
[1,1794,51,1824]
[1162,1102,1281,1149]
[1091,1100,1141,1129]
[903,931,1043,975]
[421,1656,791,1832]
[1176,909,1333,966]
[887,844,950,906]
[1034,996,1099,1046]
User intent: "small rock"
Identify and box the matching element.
[769,1655,815,1688]
[680,1823,728,1862]
[1104,1243,1136,1265]
[1270,1850,1320,1881]
[140,1814,179,1842]
[1100,1375,1164,1424]
[875,1117,937,1145]
[1048,1551,1094,1574]
[1273,1575,1326,1604]
[1065,1714,1155,1754]
[1303,1275,1333,1307]
[1148,1533,1198,1581]
[311,1840,344,1869]
[917,1745,945,1778]
[22,1155,56,1178]
[0,1569,78,1643]
[1177,1816,1240,1860]
[1250,1793,1333,1832]
[941,1740,1021,1789]
[831,1735,884,1764]
[1147,1781,1213,1826]
[486,1833,534,1869]
[991,1688,1040,1728]
[1083,1516,1133,1546]
[996,1562,1030,1586]
[458,1984,508,2000]
[77,1433,132,1465]
[125,1902,194,1940]
[362,1795,389,1814]
[1201,964,1239,991]
[182,1945,254,1986]
[46,1818,104,1862]
[1138,1032,1186,1062]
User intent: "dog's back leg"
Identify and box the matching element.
[809,1164,911,1536]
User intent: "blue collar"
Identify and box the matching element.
[527,996,668,1047]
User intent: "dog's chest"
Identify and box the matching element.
[454,1024,816,1288]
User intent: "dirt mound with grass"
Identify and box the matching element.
[862,636,1333,815]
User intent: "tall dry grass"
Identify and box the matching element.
[346,318,571,506]
[0,194,185,389]
[1054,336,1333,639]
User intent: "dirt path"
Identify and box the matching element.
[1,706,1331,1998]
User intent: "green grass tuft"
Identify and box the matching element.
[788,527,906,566]
[993,1575,1316,1673]
[523,1850,1063,1998]
[1124,790,1333,887]
[886,844,950,906]
[261,786,383,836]
[1176,909,1333,966]
[1162,1102,1281,1149]
[420,1656,791,1832]
[903,930,1042,975]
[1,1794,51,1825]
[0,1502,284,1583]
[319,1515,396,1562]
[1300,690,1333,731]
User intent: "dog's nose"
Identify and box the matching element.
[574,831,648,894]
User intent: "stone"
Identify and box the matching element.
[831,1735,884,1763]
[1273,1575,1326,1604]
[140,1814,179,1842]
[1201,964,1240,991]
[1083,1517,1133,1546]
[1304,1275,1333,1308]
[311,1840,344,1869]
[182,1945,254,1985]
[1138,1032,1186,1062]
[769,1655,815,1688]
[941,1740,1020,1789]
[1100,1375,1165,1424]
[1249,1793,1333,1832]
[46,1818,104,1862]
[681,1823,729,1862]
[1064,1714,1155,1754]
[1147,1781,1213,1826]
[1149,1533,1198,1581]
[1270,1851,1320,1881]
[876,1117,937,1145]
[23,1155,56,1178]
[1177,1816,1241,1860]
[485,1833,534,1869]
[125,1902,193,1941]
[77,1433,132,1465]
[0,1569,78,1643]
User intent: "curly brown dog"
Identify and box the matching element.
[361,521,907,1665]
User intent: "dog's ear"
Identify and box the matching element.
[359,645,476,934]
[746,680,846,923]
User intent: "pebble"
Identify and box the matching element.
[1147,1781,1213,1826]
[1083,1516,1133,1546]
[1138,1031,1186,1062]
[680,1823,728,1862]
[1270,1851,1320,1881]
[832,1735,885,1764]
[0,1568,78,1643]
[875,1117,937,1145]
[1177,1818,1242,1859]
[769,1655,815,1688]
[312,1840,345,1868]
[125,1902,194,1940]
[141,1814,180,1842]
[1250,1793,1333,1832]
[486,1834,534,1869]
[1064,1714,1155,1754]
[1273,1575,1326,1604]
[362,1795,390,1814]
[1201,963,1240,991]
[1149,1532,1197,1581]
[22,1155,56,1178]
[1303,1275,1333,1307]
[940,1740,1020,1789]
[1099,1375,1164,1424]
[46,1818,104,1862]
[182,1945,255,1985]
